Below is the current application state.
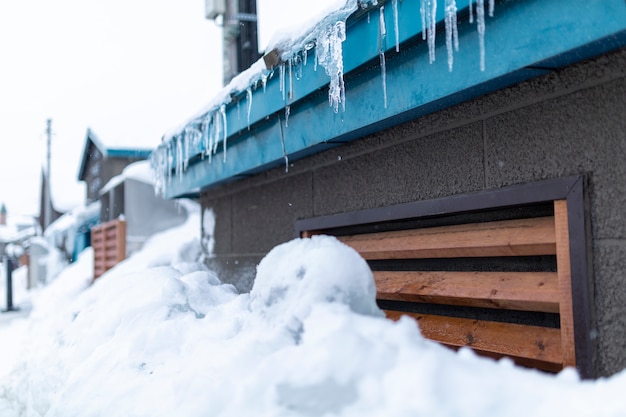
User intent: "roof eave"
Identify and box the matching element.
[158,0,626,199]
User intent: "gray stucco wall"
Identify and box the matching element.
[201,47,626,377]
[124,179,188,255]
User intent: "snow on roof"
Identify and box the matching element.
[160,0,366,143]
[87,127,157,151]
[0,214,38,243]
[99,160,155,196]
[43,201,101,238]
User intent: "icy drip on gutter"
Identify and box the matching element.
[219,104,228,163]
[150,144,168,196]
[183,126,200,172]
[288,58,294,100]
[175,136,184,181]
[477,0,486,71]
[201,115,211,162]
[279,63,286,101]
[316,20,347,113]
[444,0,459,71]
[392,0,400,53]
[246,87,252,130]
[379,6,388,109]
[421,0,437,64]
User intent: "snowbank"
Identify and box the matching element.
[1,210,626,416]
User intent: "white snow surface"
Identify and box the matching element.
[2,206,626,416]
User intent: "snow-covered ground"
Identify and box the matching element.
[1,202,626,417]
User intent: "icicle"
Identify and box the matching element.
[420,0,437,63]
[151,147,169,196]
[210,111,218,159]
[316,20,347,113]
[477,0,486,71]
[246,87,252,131]
[183,128,190,172]
[420,0,426,40]
[444,0,459,71]
[392,0,400,53]
[379,6,387,44]
[201,114,210,157]
[304,41,315,66]
[175,135,184,181]
[278,115,289,173]
[261,72,268,92]
[288,57,294,100]
[220,104,228,163]
[279,63,286,101]
[285,105,290,128]
[469,0,474,23]
[296,54,303,80]
[379,5,388,109]
[488,0,494,17]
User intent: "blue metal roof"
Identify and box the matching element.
[155,0,626,199]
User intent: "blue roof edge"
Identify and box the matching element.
[107,148,153,159]
[78,128,154,181]
[158,0,626,199]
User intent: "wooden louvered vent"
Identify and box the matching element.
[297,177,593,377]
[92,218,127,279]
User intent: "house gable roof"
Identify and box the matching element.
[77,128,153,181]
[153,0,626,199]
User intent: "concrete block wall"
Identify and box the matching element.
[201,46,626,377]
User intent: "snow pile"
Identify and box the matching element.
[3,213,626,415]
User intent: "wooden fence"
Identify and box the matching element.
[92,218,126,279]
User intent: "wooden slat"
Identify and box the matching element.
[375,271,560,313]
[116,220,127,264]
[554,200,576,368]
[385,310,563,367]
[443,344,564,373]
[338,217,556,260]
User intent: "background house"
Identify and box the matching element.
[151,0,626,379]
[98,160,189,256]
[77,128,152,209]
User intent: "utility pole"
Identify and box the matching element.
[44,118,52,231]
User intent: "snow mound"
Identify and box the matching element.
[250,235,383,327]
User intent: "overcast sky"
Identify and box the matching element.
[0,0,337,219]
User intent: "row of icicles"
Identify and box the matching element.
[152,0,494,196]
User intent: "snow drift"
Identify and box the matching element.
[2,207,626,416]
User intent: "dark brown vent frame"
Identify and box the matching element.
[295,176,594,378]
